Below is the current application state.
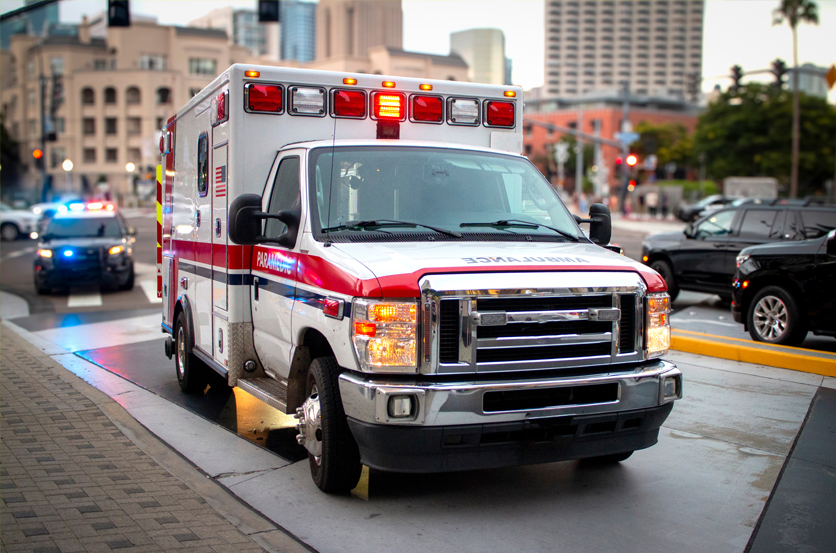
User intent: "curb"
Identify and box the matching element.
[671,329,836,378]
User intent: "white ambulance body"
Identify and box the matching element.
[159,64,681,493]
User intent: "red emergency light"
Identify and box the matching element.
[411,95,443,123]
[485,101,515,127]
[332,89,366,118]
[372,92,405,121]
[245,83,283,114]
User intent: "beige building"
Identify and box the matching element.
[306,45,468,81]
[0,15,279,202]
[450,28,507,85]
[189,7,280,61]
[316,0,402,61]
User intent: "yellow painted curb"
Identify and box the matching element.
[671,334,836,378]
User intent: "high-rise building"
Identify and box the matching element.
[0,1,59,49]
[449,29,506,85]
[543,0,704,100]
[189,7,279,59]
[281,1,316,63]
[316,0,402,60]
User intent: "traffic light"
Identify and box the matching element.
[108,0,130,27]
[32,149,44,169]
[626,154,638,167]
[258,0,280,22]
[771,58,787,89]
[730,65,744,91]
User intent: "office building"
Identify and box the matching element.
[189,7,279,59]
[544,0,704,100]
[281,1,316,63]
[0,1,59,49]
[316,0,402,60]
[450,28,507,85]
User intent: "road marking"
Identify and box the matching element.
[67,291,102,307]
[0,246,36,260]
[672,318,738,328]
[140,280,162,304]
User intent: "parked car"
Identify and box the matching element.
[1,202,39,241]
[732,230,836,346]
[642,204,836,301]
[675,195,740,222]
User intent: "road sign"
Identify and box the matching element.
[615,132,639,145]
[554,141,570,164]
[644,154,658,171]
[826,64,836,90]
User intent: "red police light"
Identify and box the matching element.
[246,84,283,113]
[411,95,443,123]
[485,101,515,127]
[372,92,405,120]
[32,149,44,160]
[333,89,366,118]
[626,154,638,166]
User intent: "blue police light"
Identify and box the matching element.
[63,250,74,257]
[69,202,85,211]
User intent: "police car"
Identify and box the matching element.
[34,202,135,294]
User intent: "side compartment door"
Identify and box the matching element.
[194,131,213,354]
[251,154,302,380]
[212,144,229,367]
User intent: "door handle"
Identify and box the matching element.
[254,277,259,301]
[713,243,725,248]
[195,210,201,228]
[215,219,222,237]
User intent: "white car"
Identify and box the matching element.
[1,202,39,241]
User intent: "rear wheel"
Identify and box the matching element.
[747,286,807,346]
[650,259,679,301]
[1,223,20,241]
[175,312,209,393]
[297,356,361,493]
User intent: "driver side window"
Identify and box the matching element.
[694,210,735,239]
[264,156,300,240]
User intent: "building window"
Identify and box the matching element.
[106,149,118,163]
[105,118,117,135]
[128,148,141,163]
[156,87,171,105]
[126,87,141,105]
[83,118,95,135]
[156,117,164,129]
[50,147,65,169]
[139,54,167,71]
[81,87,95,105]
[127,117,141,135]
[189,58,217,76]
[104,87,117,104]
[28,119,37,136]
[94,59,107,70]
[83,148,96,163]
[50,117,64,134]
[189,88,201,97]
[28,89,36,107]
[50,57,64,76]
[28,59,36,76]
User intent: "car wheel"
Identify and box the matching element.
[1,223,20,241]
[747,286,807,346]
[174,312,209,393]
[119,266,135,291]
[297,356,362,494]
[34,278,50,295]
[583,451,634,465]
[650,259,679,301]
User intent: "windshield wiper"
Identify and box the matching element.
[460,219,580,242]
[322,219,462,238]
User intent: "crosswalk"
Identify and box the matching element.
[59,262,161,308]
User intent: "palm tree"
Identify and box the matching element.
[773,0,819,198]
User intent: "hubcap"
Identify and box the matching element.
[1,225,16,240]
[176,327,186,378]
[753,295,788,341]
[295,384,322,465]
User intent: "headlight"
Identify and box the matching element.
[37,249,53,258]
[645,292,671,359]
[736,254,749,268]
[109,245,125,255]
[351,299,418,373]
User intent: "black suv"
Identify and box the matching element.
[642,203,836,300]
[732,230,836,346]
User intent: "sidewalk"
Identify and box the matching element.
[0,328,303,553]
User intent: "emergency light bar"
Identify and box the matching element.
[448,98,480,126]
[372,92,405,121]
[290,86,326,116]
[410,95,443,124]
[484,100,515,128]
[245,83,283,114]
[332,89,366,118]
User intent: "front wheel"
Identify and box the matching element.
[1,223,20,241]
[174,312,209,393]
[297,357,361,493]
[747,286,807,346]
[650,259,679,301]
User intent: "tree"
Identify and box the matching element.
[773,0,819,198]
[693,82,836,195]
[0,115,25,196]
[632,121,694,173]
[532,136,594,190]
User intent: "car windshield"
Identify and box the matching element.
[45,217,122,239]
[308,146,580,241]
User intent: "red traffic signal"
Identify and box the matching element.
[32,149,44,160]
[615,156,623,165]
[626,154,638,167]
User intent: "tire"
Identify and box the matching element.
[301,357,361,493]
[1,223,20,241]
[35,279,50,295]
[583,451,634,465]
[174,312,209,393]
[650,259,679,301]
[747,286,807,346]
[118,266,135,291]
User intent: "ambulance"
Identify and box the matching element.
[158,64,682,493]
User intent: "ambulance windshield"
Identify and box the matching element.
[309,146,582,242]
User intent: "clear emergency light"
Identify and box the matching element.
[448,98,480,126]
[290,86,326,116]
[332,89,366,118]
[410,95,443,124]
[245,83,283,114]
[484,100,515,128]
[372,92,405,121]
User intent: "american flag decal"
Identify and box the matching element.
[215,165,226,197]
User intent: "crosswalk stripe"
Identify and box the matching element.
[140,280,162,304]
[67,292,103,307]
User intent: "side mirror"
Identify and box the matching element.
[827,230,836,256]
[684,223,694,238]
[587,203,612,246]
[228,193,301,248]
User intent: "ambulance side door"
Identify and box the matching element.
[251,153,302,380]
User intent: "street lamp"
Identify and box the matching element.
[125,162,137,206]
[62,159,73,191]
[125,162,136,172]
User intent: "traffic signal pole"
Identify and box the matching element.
[38,49,48,201]
[620,82,630,214]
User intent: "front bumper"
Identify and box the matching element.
[339,360,681,472]
[34,259,132,288]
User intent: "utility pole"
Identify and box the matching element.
[38,48,48,202]
[575,110,583,196]
[620,81,630,214]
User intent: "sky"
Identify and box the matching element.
[2,0,835,100]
